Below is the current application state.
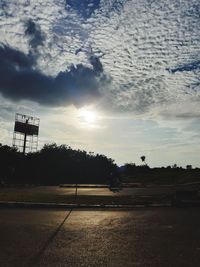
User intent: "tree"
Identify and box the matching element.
[0,143,117,185]
[186,165,192,170]
[140,155,146,165]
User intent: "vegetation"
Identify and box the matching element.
[0,143,116,185]
[0,143,200,186]
[122,163,200,185]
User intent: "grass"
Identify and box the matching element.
[0,190,171,205]
[122,170,200,185]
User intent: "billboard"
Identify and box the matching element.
[13,113,40,154]
[14,121,39,136]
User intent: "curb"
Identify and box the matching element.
[0,201,172,209]
[1,201,200,209]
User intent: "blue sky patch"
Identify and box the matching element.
[66,0,100,19]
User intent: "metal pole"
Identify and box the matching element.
[23,119,28,155]
[23,133,27,155]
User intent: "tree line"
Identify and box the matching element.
[0,143,117,185]
[1,143,199,186]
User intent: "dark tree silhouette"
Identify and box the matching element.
[140,155,146,165]
[0,143,116,185]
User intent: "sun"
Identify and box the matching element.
[79,108,97,124]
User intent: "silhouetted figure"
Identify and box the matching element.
[108,169,122,192]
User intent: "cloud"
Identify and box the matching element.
[0,44,106,107]
[25,19,45,52]
[167,60,200,73]
[1,0,200,117]
[155,100,200,123]
[88,0,200,114]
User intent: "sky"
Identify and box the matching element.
[0,0,200,167]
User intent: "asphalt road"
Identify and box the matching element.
[0,208,200,267]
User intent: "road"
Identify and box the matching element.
[0,208,200,267]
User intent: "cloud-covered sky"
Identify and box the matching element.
[0,0,200,167]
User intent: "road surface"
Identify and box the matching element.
[0,208,200,267]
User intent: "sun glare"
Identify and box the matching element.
[79,109,97,124]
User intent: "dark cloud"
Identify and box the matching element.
[107,1,125,14]
[89,54,103,73]
[0,44,106,106]
[25,19,45,51]
[167,60,200,73]
[0,45,35,68]
[160,110,200,119]
[0,0,11,18]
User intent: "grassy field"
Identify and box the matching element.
[0,189,171,205]
[122,169,200,185]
